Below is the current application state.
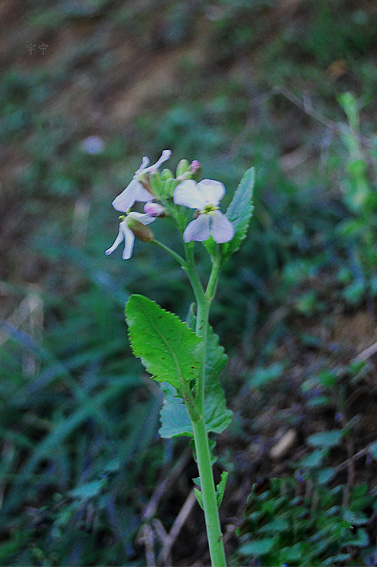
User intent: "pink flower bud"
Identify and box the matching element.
[190,160,201,172]
[144,201,166,217]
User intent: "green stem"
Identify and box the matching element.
[192,418,227,567]
[152,239,187,268]
[195,298,209,413]
[184,242,207,304]
[182,243,226,566]
[184,242,208,412]
[206,256,221,300]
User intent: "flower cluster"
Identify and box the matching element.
[106,150,234,260]
[106,151,170,260]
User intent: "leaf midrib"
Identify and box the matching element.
[136,301,196,388]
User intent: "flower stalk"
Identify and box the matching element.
[107,151,254,567]
[184,242,226,566]
[191,418,227,567]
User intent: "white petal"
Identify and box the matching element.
[210,210,234,243]
[112,180,154,212]
[198,179,225,206]
[174,180,206,209]
[128,212,156,225]
[137,156,150,173]
[105,225,125,255]
[121,223,135,260]
[183,214,211,242]
[143,149,171,174]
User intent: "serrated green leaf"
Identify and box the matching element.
[125,295,202,390]
[216,471,228,509]
[159,382,192,438]
[222,166,255,260]
[159,307,232,438]
[203,326,232,433]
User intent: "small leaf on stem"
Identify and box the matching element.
[216,471,229,509]
[222,166,255,260]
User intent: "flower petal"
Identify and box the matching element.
[105,225,125,256]
[143,149,172,174]
[210,210,234,243]
[183,214,211,242]
[198,179,225,206]
[174,180,206,209]
[112,180,154,212]
[137,156,150,173]
[121,222,135,260]
[128,211,156,225]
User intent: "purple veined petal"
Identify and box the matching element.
[128,211,156,225]
[210,210,235,243]
[112,180,154,212]
[121,223,135,260]
[198,179,225,206]
[174,180,206,209]
[142,149,172,174]
[183,214,211,242]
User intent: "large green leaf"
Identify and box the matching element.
[222,166,255,260]
[159,306,232,438]
[159,382,193,438]
[125,295,202,390]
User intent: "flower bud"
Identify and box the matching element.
[160,168,174,181]
[160,168,175,198]
[144,202,166,217]
[127,218,154,242]
[190,160,202,181]
[149,170,163,199]
[176,159,190,177]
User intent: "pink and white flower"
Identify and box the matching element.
[105,212,155,260]
[174,179,234,244]
[112,150,171,212]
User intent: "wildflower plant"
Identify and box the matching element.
[106,151,255,566]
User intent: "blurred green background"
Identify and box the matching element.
[1,1,377,565]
